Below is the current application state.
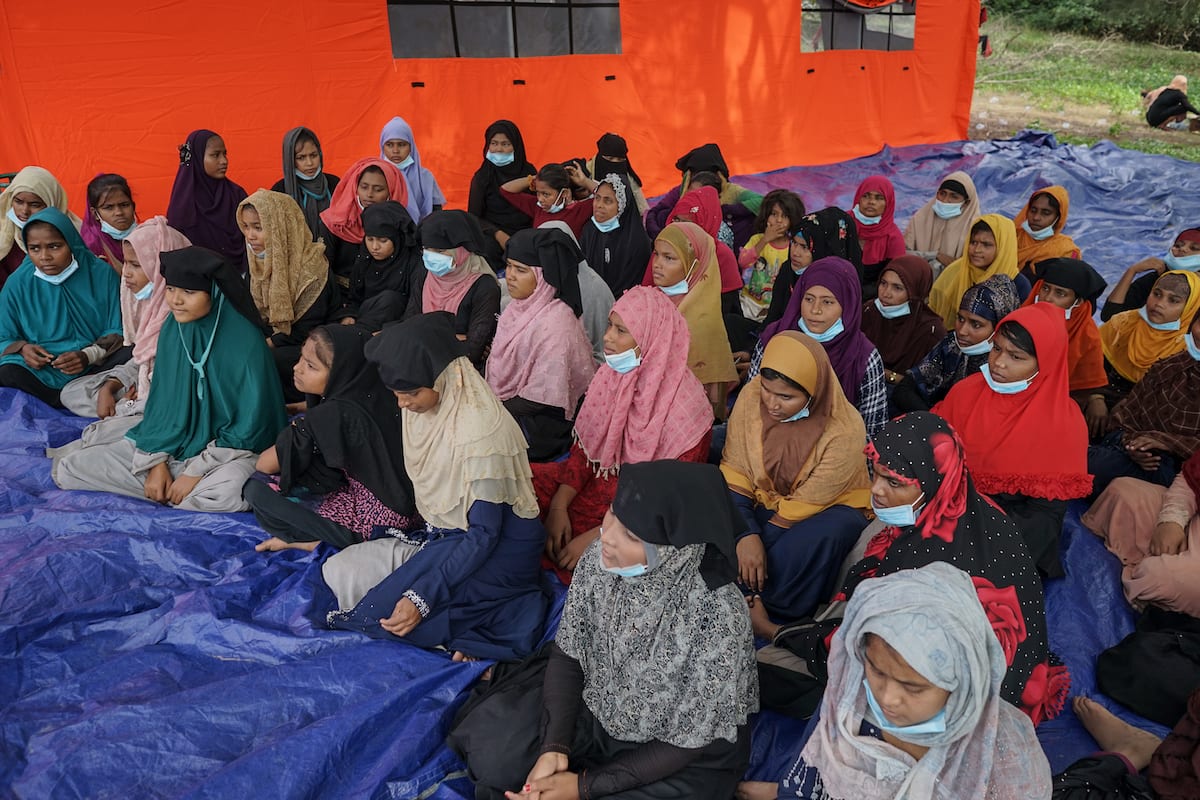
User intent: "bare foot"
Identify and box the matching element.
[735,781,778,800]
[452,651,493,680]
[746,596,781,640]
[254,537,320,553]
[1073,696,1162,770]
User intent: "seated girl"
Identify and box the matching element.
[763,207,863,330]
[487,228,595,462]
[166,129,248,271]
[80,173,138,271]
[722,331,872,622]
[578,173,652,298]
[758,256,887,439]
[59,217,191,419]
[244,324,418,552]
[739,189,806,321]
[499,163,594,239]
[860,254,946,390]
[0,209,124,409]
[238,190,337,404]
[452,461,758,800]
[318,156,409,287]
[0,166,82,286]
[903,171,981,274]
[928,213,1028,327]
[379,115,444,223]
[650,221,737,420]
[738,562,1051,800]
[1022,256,1108,406]
[849,175,906,296]
[934,303,1093,577]
[468,120,537,254]
[537,220,615,366]
[271,126,340,241]
[893,275,1020,413]
[1102,227,1200,321]
[322,313,547,661]
[1088,310,1200,496]
[1013,185,1080,282]
[409,209,501,370]
[52,247,286,512]
[645,143,763,249]
[532,285,713,576]
[335,200,421,332]
[661,185,745,308]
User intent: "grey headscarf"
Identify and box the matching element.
[281,127,333,238]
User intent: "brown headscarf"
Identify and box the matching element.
[860,254,947,373]
[239,189,329,336]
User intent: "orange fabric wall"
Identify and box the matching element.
[0,0,979,217]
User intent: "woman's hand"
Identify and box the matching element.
[544,507,572,560]
[505,752,571,800]
[495,230,511,249]
[380,597,423,637]
[144,462,172,504]
[1150,521,1188,556]
[20,343,53,370]
[340,316,356,326]
[51,350,87,375]
[1125,434,1167,472]
[96,381,120,419]
[167,473,203,505]
[737,534,768,593]
[1127,256,1166,277]
[520,772,579,800]
[1084,396,1108,440]
[556,528,598,572]
[764,217,789,243]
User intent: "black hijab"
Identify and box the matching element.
[594,132,642,187]
[280,126,338,239]
[612,461,740,590]
[160,246,265,332]
[763,207,864,328]
[419,209,491,254]
[578,172,651,297]
[505,228,584,316]
[365,311,467,391]
[353,200,422,298]
[469,120,537,235]
[277,324,415,515]
[1037,257,1107,304]
[675,143,729,178]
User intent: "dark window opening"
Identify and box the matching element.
[801,0,916,52]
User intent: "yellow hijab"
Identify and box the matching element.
[1101,270,1200,382]
[239,190,329,336]
[928,213,1020,328]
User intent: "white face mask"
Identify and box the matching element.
[6,208,28,230]
[33,258,81,286]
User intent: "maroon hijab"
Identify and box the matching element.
[860,254,947,372]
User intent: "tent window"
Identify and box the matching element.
[800,1,916,52]
[388,0,622,59]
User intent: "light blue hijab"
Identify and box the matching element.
[379,116,444,222]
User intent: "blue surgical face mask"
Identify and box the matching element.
[798,316,845,343]
[6,208,27,230]
[545,190,567,215]
[660,279,689,297]
[1021,219,1054,241]
[1139,305,1182,332]
[1187,332,1200,361]
[852,204,881,226]
[863,679,948,737]
[394,155,414,170]
[782,400,812,423]
[599,529,656,578]
[100,219,138,240]
[604,347,641,373]
[871,492,925,528]
[486,151,515,167]
[294,167,323,181]
[956,335,993,356]
[33,258,80,286]
[593,215,621,233]
[874,298,911,319]
[1165,250,1200,271]
[933,200,963,220]
[423,249,455,277]
[133,282,154,301]
[980,362,1038,395]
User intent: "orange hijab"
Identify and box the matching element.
[1014,186,1079,276]
[1022,284,1106,392]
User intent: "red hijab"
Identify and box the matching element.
[318,157,409,242]
[851,175,905,266]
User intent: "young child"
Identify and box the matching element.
[739,189,806,321]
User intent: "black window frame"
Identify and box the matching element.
[801,0,917,53]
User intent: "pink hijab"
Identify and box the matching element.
[126,217,192,396]
[572,286,711,476]
[422,246,487,313]
[851,175,906,265]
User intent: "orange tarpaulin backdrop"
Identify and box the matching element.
[0,0,979,217]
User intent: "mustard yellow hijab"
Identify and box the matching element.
[929,214,1020,328]
[1101,270,1200,382]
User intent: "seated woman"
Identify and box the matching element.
[578,173,651,298]
[322,313,548,661]
[59,217,191,419]
[893,275,1021,413]
[934,303,1093,577]
[928,214,1028,327]
[661,185,746,308]
[337,200,421,332]
[468,120,537,256]
[723,331,872,622]
[739,189,807,322]
[80,173,138,271]
[487,228,595,462]
[166,129,249,271]
[650,221,737,420]
[452,460,758,800]
[318,156,409,288]
[1021,256,1108,405]
[0,208,124,409]
[0,166,82,286]
[763,207,863,331]
[849,175,906,296]
[244,325,418,552]
[1102,227,1200,320]
[52,247,286,512]
[738,562,1051,800]
[645,143,763,249]
[239,190,337,404]
[860,254,946,390]
[1084,449,1200,617]
[586,132,648,214]
[270,126,340,241]
[903,171,981,275]
[537,220,615,366]
[758,256,887,439]
[379,115,444,223]
[532,285,714,575]
[1013,185,1080,282]
[499,163,594,238]
[1088,311,1200,496]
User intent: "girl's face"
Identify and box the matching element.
[1025,193,1058,232]
[1036,281,1077,311]
[95,189,135,230]
[954,309,994,348]
[800,284,842,333]
[366,235,396,261]
[593,183,620,224]
[238,207,267,254]
[870,462,924,512]
[292,337,331,396]
[759,375,810,422]
[767,203,790,234]
[1146,281,1190,325]
[487,132,514,154]
[24,224,72,274]
[10,191,46,223]
[534,180,566,212]
[863,634,951,729]
[603,310,638,356]
[876,269,909,308]
[392,387,440,413]
[599,507,648,570]
[967,228,997,270]
[858,190,886,218]
[203,136,229,180]
[505,259,538,301]
[651,240,690,286]
[383,138,411,165]
[790,235,813,274]
[121,241,149,294]
[165,285,213,323]
[357,170,391,208]
[987,329,1038,383]
[294,139,321,179]
[1171,237,1200,258]
[936,186,966,204]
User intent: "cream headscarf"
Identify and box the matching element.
[0,166,83,260]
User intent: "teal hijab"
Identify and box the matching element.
[128,248,285,459]
[0,208,122,388]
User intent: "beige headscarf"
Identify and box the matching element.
[0,166,83,261]
[903,171,981,261]
[238,189,329,336]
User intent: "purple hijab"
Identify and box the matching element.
[761,256,875,404]
[379,116,443,222]
[165,129,248,270]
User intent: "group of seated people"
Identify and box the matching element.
[3,119,1200,798]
